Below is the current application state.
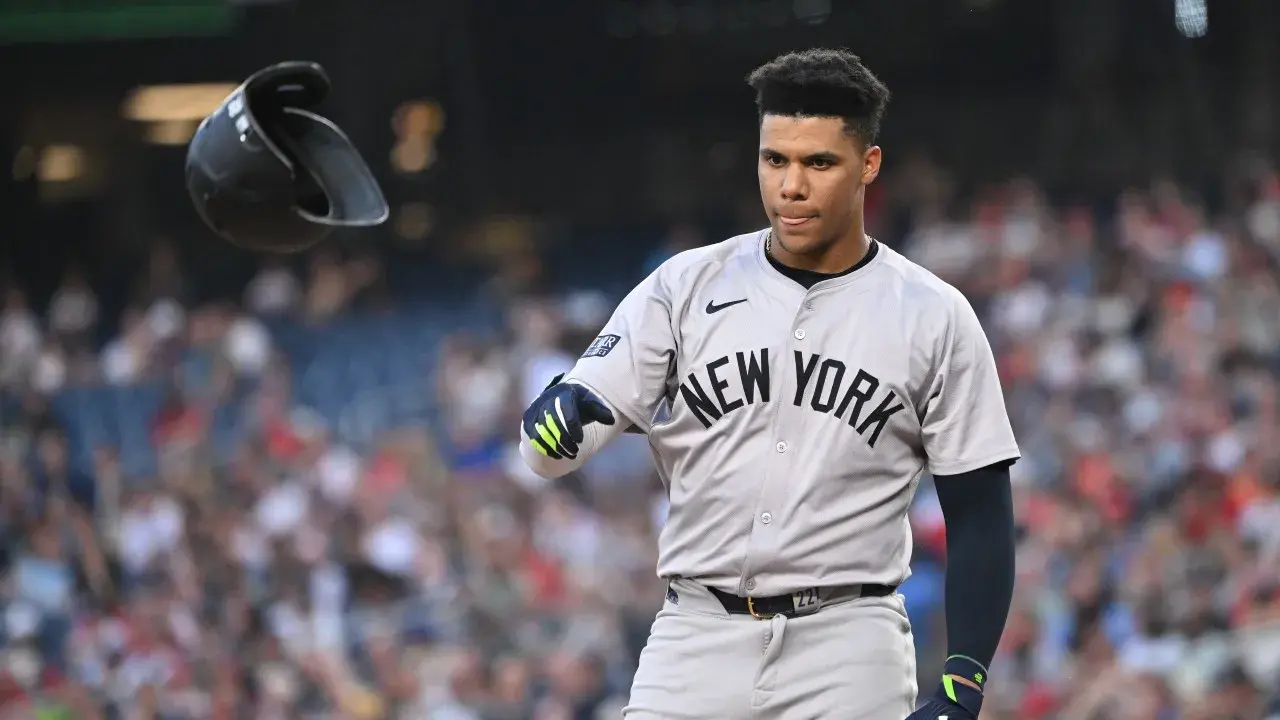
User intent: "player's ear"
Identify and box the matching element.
[861,145,882,185]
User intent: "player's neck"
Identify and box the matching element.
[769,228,872,275]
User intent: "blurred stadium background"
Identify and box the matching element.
[2,0,1280,717]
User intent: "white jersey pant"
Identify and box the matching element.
[624,577,918,719]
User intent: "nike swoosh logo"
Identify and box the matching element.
[705,298,748,314]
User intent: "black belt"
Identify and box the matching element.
[708,583,896,619]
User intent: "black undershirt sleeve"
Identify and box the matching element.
[931,461,1016,671]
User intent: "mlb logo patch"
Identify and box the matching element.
[581,334,621,358]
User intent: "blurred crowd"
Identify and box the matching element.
[897,162,1280,719]
[2,156,1280,719]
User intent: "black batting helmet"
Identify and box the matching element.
[185,61,388,253]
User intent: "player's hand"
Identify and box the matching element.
[522,374,615,460]
[905,657,986,720]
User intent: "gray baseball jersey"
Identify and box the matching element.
[566,228,1019,597]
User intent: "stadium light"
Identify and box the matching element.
[146,120,200,146]
[37,145,86,182]
[1174,0,1207,38]
[121,83,238,122]
[390,100,445,175]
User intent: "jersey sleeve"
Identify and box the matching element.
[920,288,1020,476]
[564,267,677,434]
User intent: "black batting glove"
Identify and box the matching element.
[522,374,615,460]
[905,656,987,720]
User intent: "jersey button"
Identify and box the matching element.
[805,302,814,311]
[794,328,806,340]
[746,579,756,591]
[776,441,787,453]
[760,512,772,524]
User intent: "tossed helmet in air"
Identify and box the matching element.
[185,61,388,252]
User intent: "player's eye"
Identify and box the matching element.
[809,158,833,170]
[763,154,786,167]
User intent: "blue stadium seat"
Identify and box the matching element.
[46,300,503,470]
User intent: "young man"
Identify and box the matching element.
[520,48,1018,720]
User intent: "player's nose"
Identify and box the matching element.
[779,168,808,200]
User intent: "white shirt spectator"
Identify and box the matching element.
[48,275,99,336]
[1182,230,1228,282]
[316,445,362,504]
[904,222,982,280]
[992,280,1053,339]
[1204,430,1246,474]
[4,601,42,642]
[562,290,611,332]
[449,353,511,438]
[509,301,576,404]
[267,599,309,657]
[0,292,41,388]
[232,525,271,571]
[101,308,157,386]
[1002,213,1044,258]
[1123,390,1165,436]
[1037,333,1082,391]
[101,337,145,386]
[363,517,423,576]
[255,480,309,537]
[246,265,302,316]
[1248,194,1280,250]
[1239,497,1280,555]
[1093,294,1138,336]
[1118,632,1187,677]
[225,314,273,377]
[30,344,67,394]
[146,298,186,341]
[1092,337,1145,390]
[1238,623,1280,695]
[310,562,349,651]
[117,495,185,575]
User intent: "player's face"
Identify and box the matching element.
[757,114,881,264]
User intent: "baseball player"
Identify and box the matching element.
[521,48,1018,720]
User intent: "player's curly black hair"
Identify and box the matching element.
[747,48,891,147]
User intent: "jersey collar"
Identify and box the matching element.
[753,228,885,295]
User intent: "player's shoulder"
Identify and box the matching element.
[648,229,766,285]
[874,241,974,316]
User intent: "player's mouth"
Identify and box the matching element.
[778,215,815,227]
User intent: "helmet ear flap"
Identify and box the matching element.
[271,108,388,227]
[244,61,331,110]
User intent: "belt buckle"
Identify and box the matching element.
[746,597,775,620]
